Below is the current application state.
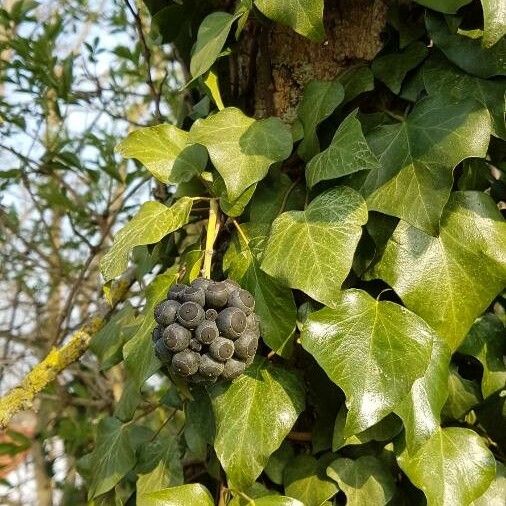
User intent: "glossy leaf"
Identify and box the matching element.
[264,443,295,485]
[442,365,482,420]
[137,484,214,506]
[254,0,325,41]
[327,456,396,506]
[301,289,435,436]
[361,96,491,234]
[190,108,292,200]
[372,192,506,350]
[397,427,496,506]
[184,386,215,460]
[305,110,379,188]
[100,199,192,282]
[261,187,367,307]
[481,0,506,48]
[115,125,208,183]
[209,358,305,489]
[297,79,344,161]
[472,461,506,505]
[459,314,506,398]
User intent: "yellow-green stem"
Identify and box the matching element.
[203,199,219,279]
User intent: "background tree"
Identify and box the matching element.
[0,0,505,505]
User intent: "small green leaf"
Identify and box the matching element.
[442,365,482,420]
[327,456,396,506]
[190,12,238,79]
[413,0,471,14]
[254,0,325,41]
[137,484,214,506]
[297,79,345,161]
[372,42,428,94]
[397,427,496,506]
[301,289,435,436]
[481,0,506,48]
[459,314,506,398]
[305,110,379,188]
[209,358,305,489]
[261,187,367,307]
[115,125,208,183]
[284,454,339,506]
[100,199,192,282]
[190,108,292,200]
[361,96,491,235]
[371,192,506,350]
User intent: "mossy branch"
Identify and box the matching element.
[0,269,135,429]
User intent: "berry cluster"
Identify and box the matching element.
[152,278,260,383]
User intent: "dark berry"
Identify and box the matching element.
[209,337,234,361]
[189,338,202,352]
[195,320,219,344]
[154,338,173,364]
[154,299,180,326]
[222,358,246,380]
[205,308,218,321]
[245,313,261,334]
[205,282,229,308]
[191,277,212,291]
[216,307,247,339]
[233,331,258,360]
[228,288,255,315]
[199,354,224,378]
[151,326,163,343]
[167,283,188,301]
[177,301,205,329]
[222,278,240,294]
[172,350,200,376]
[163,323,191,352]
[180,286,206,306]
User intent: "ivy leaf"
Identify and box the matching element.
[394,338,451,453]
[481,0,506,48]
[190,108,292,200]
[300,289,435,436]
[190,12,239,79]
[137,484,214,506]
[100,199,192,282]
[442,365,482,420]
[426,13,506,78]
[413,0,471,14]
[459,314,506,398]
[371,42,428,94]
[184,386,215,460]
[209,358,305,489]
[472,461,506,505]
[371,192,506,350]
[261,187,367,307]
[265,443,295,485]
[297,79,344,161]
[423,53,506,140]
[305,110,380,188]
[361,96,491,235]
[283,454,339,506]
[123,268,179,390]
[327,456,396,506]
[87,417,137,499]
[338,65,375,104]
[136,433,183,494]
[397,427,496,506]
[254,0,325,42]
[115,125,208,183]
[224,222,297,357]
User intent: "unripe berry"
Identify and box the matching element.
[216,307,247,339]
[205,282,229,308]
[163,323,191,352]
[180,286,206,306]
[154,299,180,326]
[233,331,258,360]
[177,301,205,328]
[191,277,212,291]
[189,338,202,352]
[167,283,187,301]
[151,326,163,343]
[195,320,219,344]
[199,354,224,378]
[172,350,200,376]
[154,338,173,364]
[228,288,255,315]
[222,358,246,380]
[209,337,234,361]
[205,308,218,321]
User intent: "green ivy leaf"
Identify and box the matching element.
[371,192,506,350]
[338,65,375,104]
[115,125,208,183]
[224,223,297,357]
[261,187,367,307]
[254,0,325,41]
[100,199,192,282]
[442,365,482,420]
[264,443,295,485]
[361,96,491,235]
[232,495,304,506]
[209,358,305,489]
[397,427,496,506]
[327,456,396,506]
[137,484,214,506]
[87,417,137,499]
[305,110,379,188]
[472,461,506,505]
[481,0,506,48]
[190,12,239,79]
[283,454,339,506]
[413,0,471,14]
[394,338,451,453]
[423,53,506,140]
[184,386,215,460]
[190,108,292,200]
[459,314,506,398]
[426,13,506,78]
[372,42,428,94]
[301,289,435,436]
[123,268,179,390]
[297,79,344,161]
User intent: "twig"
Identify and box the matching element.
[202,199,219,279]
[287,431,312,442]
